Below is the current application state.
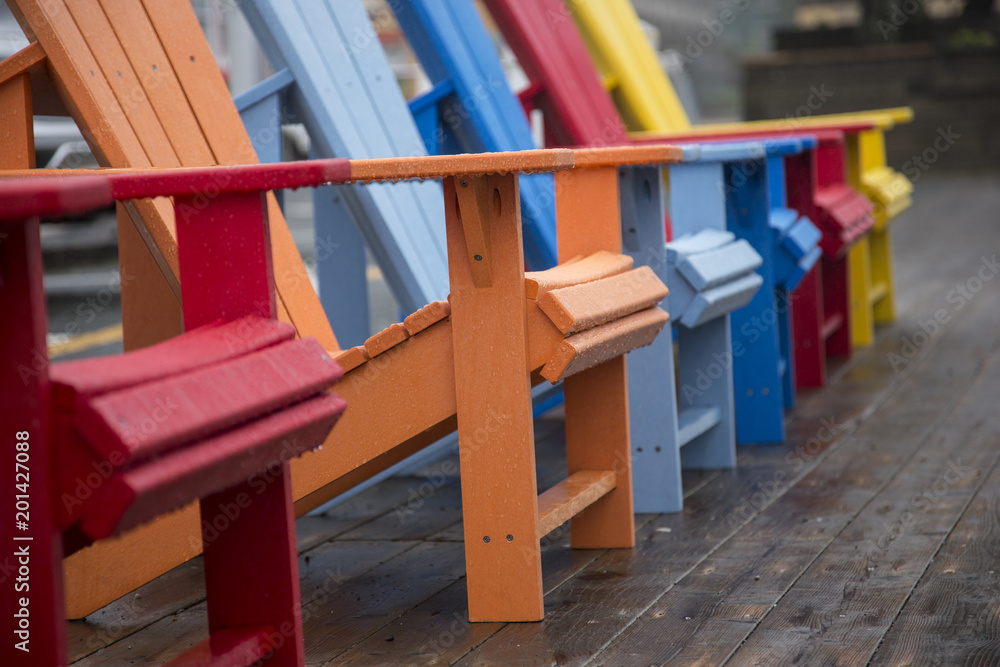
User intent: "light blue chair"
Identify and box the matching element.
[236,0,449,348]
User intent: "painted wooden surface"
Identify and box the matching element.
[784,135,875,387]
[539,267,668,335]
[484,0,627,147]
[525,251,633,298]
[0,73,66,666]
[551,166,635,553]
[390,0,560,270]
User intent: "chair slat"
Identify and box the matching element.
[83,393,347,539]
[50,316,294,407]
[76,338,342,464]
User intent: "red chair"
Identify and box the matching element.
[0,161,352,666]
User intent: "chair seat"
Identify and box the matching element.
[337,252,670,385]
[50,316,347,541]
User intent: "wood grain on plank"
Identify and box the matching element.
[870,457,1000,667]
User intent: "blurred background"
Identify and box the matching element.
[2,0,997,359]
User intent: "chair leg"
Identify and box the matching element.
[871,226,897,324]
[621,166,682,513]
[200,467,305,666]
[792,265,826,388]
[678,318,737,470]
[565,358,635,549]
[0,73,68,667]
[445,174,544,622]
[777,289,797,410]
[849,236,875,347]
[824,255,852,358]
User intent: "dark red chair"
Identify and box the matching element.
[0,161,352,666]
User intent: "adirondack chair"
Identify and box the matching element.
[482,0,874,391]
[0,0,681,622]
[563,0,913,348]
[0,162,355,667]
[391,0,827,444]
[554,146,763,512]
[2,148,680,631]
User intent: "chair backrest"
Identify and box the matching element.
[237,0,449,320]
[5,0,337,352]
[483,0,628,148]
[564,0,693,132]
[390,0,559,269]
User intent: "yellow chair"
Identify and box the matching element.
[566,0,913,346]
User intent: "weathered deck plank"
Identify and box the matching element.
[870,455,1000,666]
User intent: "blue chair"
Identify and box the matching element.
[622,157,763,512]
[686,139,822,444]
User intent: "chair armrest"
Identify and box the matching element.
[629,107,913,143]
[348,149,574,183]
[571,145,683,168]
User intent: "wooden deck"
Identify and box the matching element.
[69,172,1000,666]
